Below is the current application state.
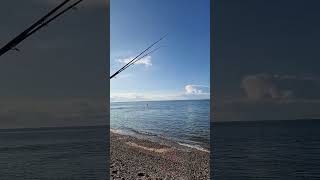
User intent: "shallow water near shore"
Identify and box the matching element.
[111,99,210,151]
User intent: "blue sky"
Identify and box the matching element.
[110,0,210,102]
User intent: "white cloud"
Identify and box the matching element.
[111,84,210,102]
[117,55,152,67]
[241,74,284,100]
[110,92,182,102]
[185,85,210,95]
[111,93,149,102]
[240,73,320,102]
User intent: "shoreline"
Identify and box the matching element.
[110,132,210,179]
[110,128,210,153]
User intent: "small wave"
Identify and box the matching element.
[111,128,210,153]
[111,128,158,138]
[125,142,171,153]
[127,128,158,137]
[110,128,125,134]
[177,142,210,153]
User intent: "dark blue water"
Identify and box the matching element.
[0,126,108,180]
[111,100,210,150]
[212,120,320,179]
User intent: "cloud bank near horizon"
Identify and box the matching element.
[111,84,210,102]
[214,73,320,122]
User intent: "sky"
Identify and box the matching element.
[214,0,320,122]
[0,0,108,129]
[110,0,210,102]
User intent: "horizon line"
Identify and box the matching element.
[110,98,210,103]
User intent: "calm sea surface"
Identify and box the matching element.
[2,103,319,179]
[0,126,108,180]
[212,120,320,179]
[111,100,210,150]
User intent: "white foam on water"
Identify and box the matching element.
[125,142,171,153]
[111,128,210,153]
[177,142,210,153]
[110,128,126,135]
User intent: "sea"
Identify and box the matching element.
[212,120,320,179]
[2,101,318,179]
[110,99,210,151]
[0,126,108,180]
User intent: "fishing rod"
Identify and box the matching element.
[115,46,164,76]
[114,34,167,75]
[110,34,167,79]
[24,0,84,41]
[0,0,83,57]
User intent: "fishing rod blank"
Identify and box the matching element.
[110,34,167,79]
[24,0,84,41]
[115,34,167,74]
[115,46,164,76]
[110,46,161,79]
[0,0,72,56]
[0,0,82,57]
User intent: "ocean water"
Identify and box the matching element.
[212,120,320,179]
[0,126,108,180]
[110,100,210,150]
